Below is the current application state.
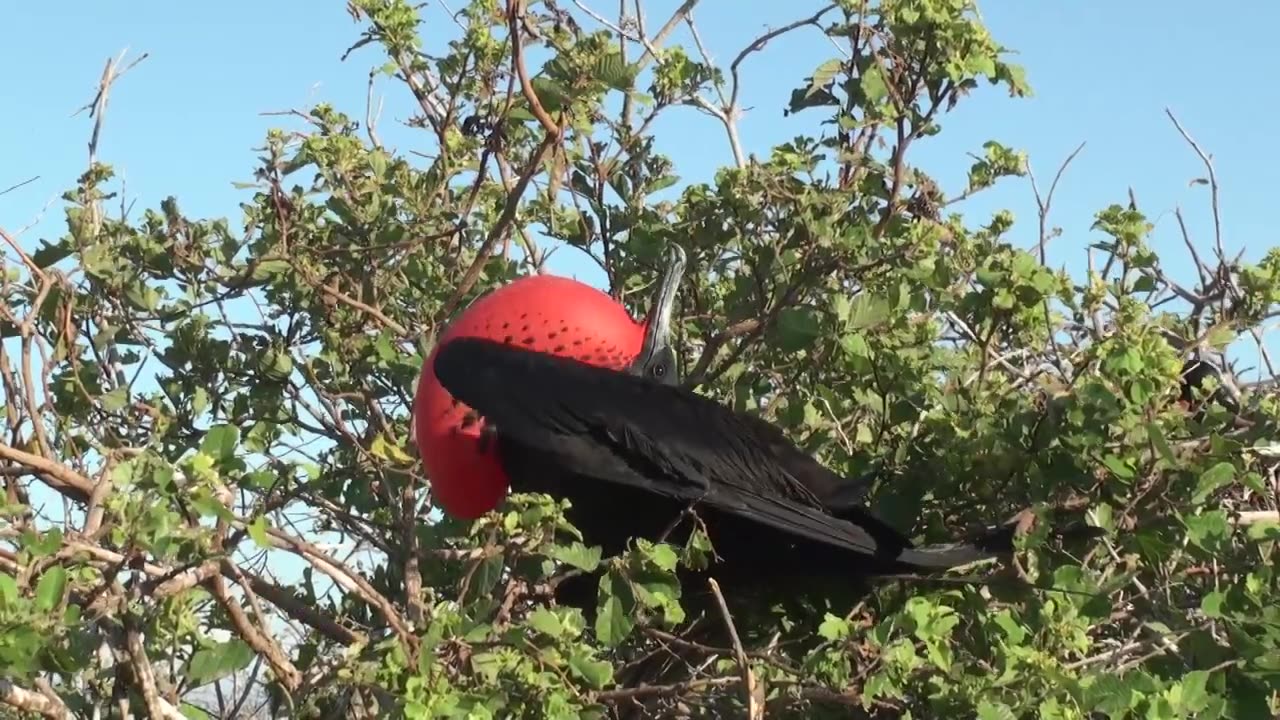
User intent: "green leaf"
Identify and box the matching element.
[840,332,870,359]
[248,516,270,549]
[992,610,1027,645]
[250,259,290,281]
[1205,324,1235,350]
[775,307,823,352]
[847,293,891,330]
[594,52,637,91]
[548,542,602,572]
[807,59,842,97]
[180,702,215,719]
[568,650,614,690]
[200,424,240,461]
[976,700,1016,720]
[860,64,889,105]
[1201,591,1226,618]
[595,594,632,647]
[469,652,502,683]
[1101,454,1135,480]
[527,607,563,638]
[30,240,74,269]
[595,571,636,647]
[192,387,209,415]
[34,566,67,612]
[817,613,849,641]
[470,554,505,596]
[1177,670,1211,712]
[1193,462,1234,503]
[0,573,18,609]
[187,640,254,686]
[530,77,571,112]
[189,493,236,523]
[1145,422,1177,466]
[1184,511,1230,552]
[641,542,679,572]
[25,527,64,558]
[100,386,129,412]
[1246,522,1280,541]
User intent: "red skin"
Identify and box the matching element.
[414,275,647,519]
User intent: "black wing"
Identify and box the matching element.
[731,408,878,515]
[433,337,922,559]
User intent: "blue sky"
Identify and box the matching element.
[6,1,1278,294]
[3,2,1278,604]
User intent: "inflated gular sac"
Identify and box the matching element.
[413,275,649,519]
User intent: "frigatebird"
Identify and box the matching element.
[414,245,878,529]
[417,246,1109,611]
[427,261,1032,590]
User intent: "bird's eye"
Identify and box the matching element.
[652,365,665,377]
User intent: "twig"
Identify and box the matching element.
[508,0,561,138]
[1028,142,1086,378]
[365,70,385,149]
[257,525,417,653]
[1173,207,1212,287]
[0,176,39,198]
[76,49,150,165]
[1028,141,1086,262]
[436,132,558,322]
[632,0,702,70]
[309,272,409,335]
[596,676,739,702]
[727,4,838,112]
[707,578,763,720]
[208,573,303,692]
[1165,109,1224,263]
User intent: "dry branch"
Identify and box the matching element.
[0,679,72,720]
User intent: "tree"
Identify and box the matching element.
[2,0,1278,717]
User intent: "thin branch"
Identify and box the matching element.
[436,132,559,322]
[509,0,562,138]
[632,0,702,70]
[1028,141,1086,262]
[0,176,39,198]
[708,577,763,719]
[1165,108,1225,262]
[727,3,839,111]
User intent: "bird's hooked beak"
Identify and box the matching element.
[635,244,687,366]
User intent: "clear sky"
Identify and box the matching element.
[3,0,1278,633]
[6,1,1279,294]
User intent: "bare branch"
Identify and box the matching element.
[708,578,763,720]
[0,176,39,198]
[0,679,72,720]
[1166,108,1225,262]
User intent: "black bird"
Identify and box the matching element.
[432,335,1028,595]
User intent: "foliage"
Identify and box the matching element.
[1,0,1278,717]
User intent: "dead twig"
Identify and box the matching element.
[708,578,763,720]
[0,176,39,198]
[1165,109,1225,264]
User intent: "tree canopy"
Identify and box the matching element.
[2,0,1279,718]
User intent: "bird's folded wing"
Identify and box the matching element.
[433,338,904,557]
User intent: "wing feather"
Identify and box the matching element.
[433,337,910,557]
